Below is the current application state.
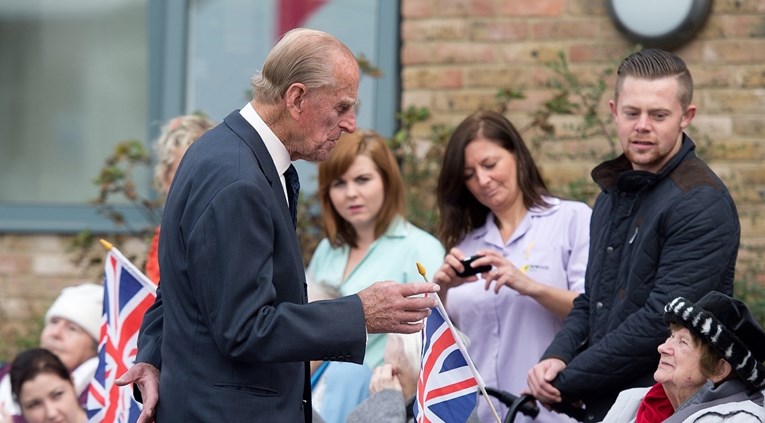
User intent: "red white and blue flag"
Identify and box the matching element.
[86,243,157,423]
[414,300,481,423]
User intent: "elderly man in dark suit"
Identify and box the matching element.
[116,28,440,422]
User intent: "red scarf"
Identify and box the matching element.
[636,383,674,423]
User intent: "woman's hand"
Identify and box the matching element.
[475,249,579,317]
[432,248,480,294]
[369,364,403,395]
[476,250,536,295]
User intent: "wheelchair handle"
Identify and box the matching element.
[482,387,540,422]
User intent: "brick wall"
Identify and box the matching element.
[0,234,147,360]
[400,0,765,276]
[1,0,763,359]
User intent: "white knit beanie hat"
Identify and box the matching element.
[45,283,104,342]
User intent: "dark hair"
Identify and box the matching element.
[10,348,72,401]
[436,110,551,249]
[615,48,693,109]
[317,130,405,248]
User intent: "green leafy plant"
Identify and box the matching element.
[91,140,160,229]
[69,140,157,275]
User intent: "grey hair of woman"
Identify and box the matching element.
[152,114,215,193]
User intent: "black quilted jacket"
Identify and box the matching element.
[542,135,740,422]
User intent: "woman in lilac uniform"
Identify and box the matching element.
[432,110,591,423]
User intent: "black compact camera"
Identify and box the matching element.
[454,255,492,277]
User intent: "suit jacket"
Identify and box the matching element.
[135,110,368,422]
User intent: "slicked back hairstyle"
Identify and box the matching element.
[251,28,356,104]
[615,48,694,109]
[10,348,72,401]
[317,130,405,248]
[437,110,551,249]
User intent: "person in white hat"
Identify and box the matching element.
[0,283,103,420]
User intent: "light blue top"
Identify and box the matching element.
[312,361,372,423]
[307,216,445,368]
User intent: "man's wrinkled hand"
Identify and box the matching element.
[357,281,439,334]
[115,363,160,423]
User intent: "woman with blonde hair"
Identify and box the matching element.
[145,113,215,283]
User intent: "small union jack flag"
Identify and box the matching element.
[414,300,480,423]
[86,243,157,423]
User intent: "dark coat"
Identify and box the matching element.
[542,135,740,422]
[135,110,367,422]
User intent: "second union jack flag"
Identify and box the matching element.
[414,304,478,423]
[86,247,157,423]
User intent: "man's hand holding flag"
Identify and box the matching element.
[413,263,501,423]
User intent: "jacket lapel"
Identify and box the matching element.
[223,111,293,229]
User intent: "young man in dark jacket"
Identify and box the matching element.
[527,49,740,422]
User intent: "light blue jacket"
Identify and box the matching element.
[307,216,445,367]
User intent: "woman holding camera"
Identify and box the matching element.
[432,110,591,423]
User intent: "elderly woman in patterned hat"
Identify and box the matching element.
[602,291,765,422]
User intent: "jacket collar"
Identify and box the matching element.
[591,133,697,194]
[223,110,280,186]
[381,215,408,239]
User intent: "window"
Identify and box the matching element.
[0,0,400,232]
[186,0,400,192]
[0,0,150,232]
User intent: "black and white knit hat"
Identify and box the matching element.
[664,292,765,391]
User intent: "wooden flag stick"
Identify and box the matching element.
[98,239,157,291]
[416,262,502,423]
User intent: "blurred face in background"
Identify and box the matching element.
[18,372,85,423]
[40,317,96,371]
[329,154,385,234]
[383,336,417,400]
